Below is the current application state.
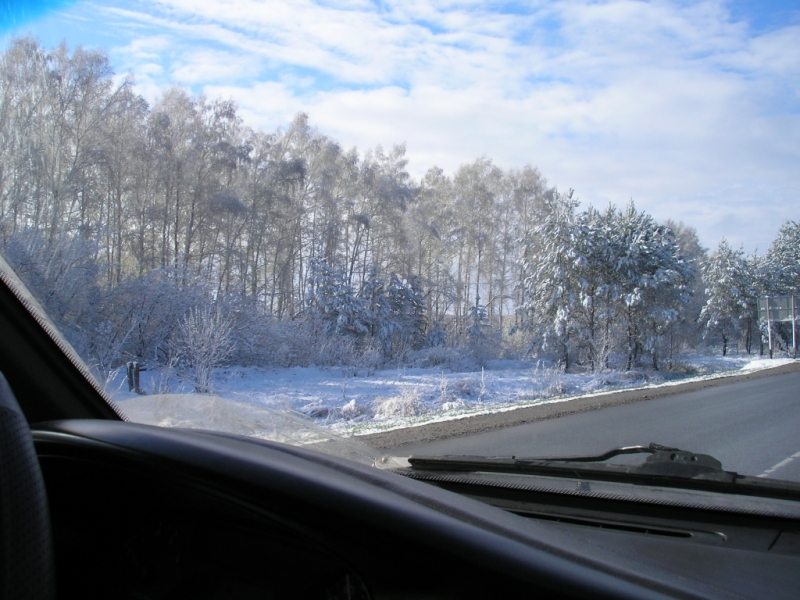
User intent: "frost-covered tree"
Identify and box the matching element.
[611,203,693,370]
[307,260,368,337]
[520,189,583,370]
[570,206,621,371]
[360,270,415,357]
[663,220,707,354]
[307,262,427,360]
[384,274,427,353]
[739,253,763,354]
[700,240,752,356]
[765,221,800,294]
[521,198,692,371]
[756,221,800,356]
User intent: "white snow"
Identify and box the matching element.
[109,354,795,446]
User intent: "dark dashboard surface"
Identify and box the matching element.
[31,419,800,599]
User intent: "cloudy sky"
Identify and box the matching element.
[2,0,799,253]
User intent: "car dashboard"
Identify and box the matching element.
[31,419,800,599]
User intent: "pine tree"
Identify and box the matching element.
[700,240,751,356]
[520,189,583,370]
[609,202,692,370]
[765,221,800,294]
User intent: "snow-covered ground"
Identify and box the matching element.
[110,354,795,446]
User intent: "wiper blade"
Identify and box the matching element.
[408,442,730,479]
[403,443,800,501]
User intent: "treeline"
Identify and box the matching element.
[700,223,800,357]
[0,38,545,326]
[0,38,551,378]
[518,192,800,369]
[0,38,796,384]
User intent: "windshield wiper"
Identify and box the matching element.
[409,442,733,481]
[404,443,800,500]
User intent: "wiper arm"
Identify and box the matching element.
[407,442,734,483]
[529,442,686,463]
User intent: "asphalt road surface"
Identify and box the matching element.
[391,370,800,482]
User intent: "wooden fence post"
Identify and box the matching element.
[126,361,142,394]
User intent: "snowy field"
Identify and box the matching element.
[110,355,794,451]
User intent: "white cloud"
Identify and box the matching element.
[203,80,304,129]
[26,0,800,252]
[170,47,261,85]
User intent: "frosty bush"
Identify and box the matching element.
[275,315,382,369]
[440,399,468,412]
[373,387,426,419]
[545,380,569,397]
[303,397,372,422]
[340,399,370,420]
[174,306,235,392]
[451,378,477,398]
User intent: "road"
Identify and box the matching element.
[390,370,800,482]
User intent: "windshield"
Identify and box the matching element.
[1,1,798,483]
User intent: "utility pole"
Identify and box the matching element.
[766,296,773,359]
[793,295,797,359]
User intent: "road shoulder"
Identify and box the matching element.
[357,361,800,450]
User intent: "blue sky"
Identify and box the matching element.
[2,0,799,253]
